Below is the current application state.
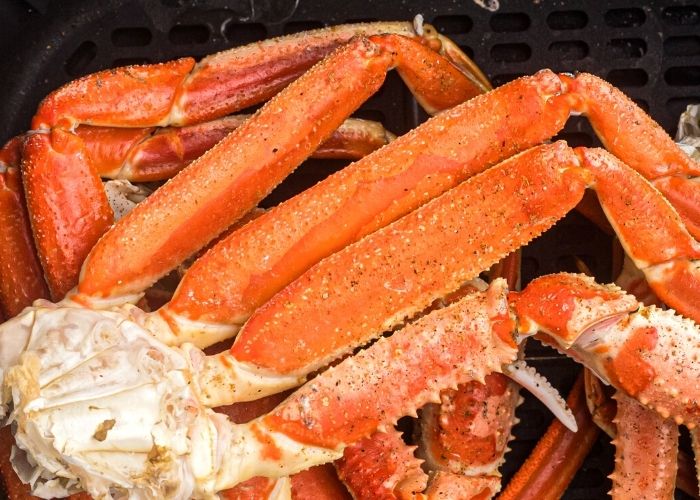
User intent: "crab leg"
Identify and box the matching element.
[0,137,49,316]
[610,391,678,498]
[69,33,482,305]
[61,116,396,182]
[335,428,428,498]
[21,130,114,300]
[33,21,486,129]
[564,73,700,240]
[417,373,520,499]
[578,147,700,322]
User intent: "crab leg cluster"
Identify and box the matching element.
[1,18,700,497]
[3,20,487,304]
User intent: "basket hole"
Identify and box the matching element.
[548,40,588,60]
[632,98,649,112]
[344,18,379,24]
[491,72,526,87]
[665,66,700,86]
[352,109,386,123]
[607,38,647,59]
[546,10,588,30]
[664,36,700,57]
[490,12,530,32]
[552,131,593,147]
[169,24,209,45]
[606,68,648,87]
[460,45,474,59]
[433,15,473,34]
[490,43,531,63]
[284,21,324,35]
[570,467,607,488]
[223,23,268,44]
[522,256,539,278]
[112,57,152,67]
[65,40,97,77]
[111,27,152,47]
[667,96,700,117]
[662,6,700,26]
[517,408,545,428]
[604,8,645,28]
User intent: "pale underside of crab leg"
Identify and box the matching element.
[74,33,483,305]
[162,70,569,335]
[610,391,678,499]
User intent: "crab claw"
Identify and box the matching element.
[513,273,700,427]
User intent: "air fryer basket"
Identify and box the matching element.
[1,0,699,498]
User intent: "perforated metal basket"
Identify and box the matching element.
[1,0,699,498]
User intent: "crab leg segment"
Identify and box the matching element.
[577,147,700,322]
[418,373,520,499]
[516,274,700,429]
[31,23,425,129]
[163,70,569,332]
[75,34,483,304]
[70,116,396,182]
[564,73,700,239]
[335,429,428,499]
[22,130,113,300]
[0,138,49,317]
[610,391,678,499]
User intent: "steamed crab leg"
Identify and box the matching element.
[13,116,395,183]
[32,21,487,130]
[610,391,679,498]
[564,73,700,240]
[66,33,482,305]
[192,142,700,406]
[0,137,49,318]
